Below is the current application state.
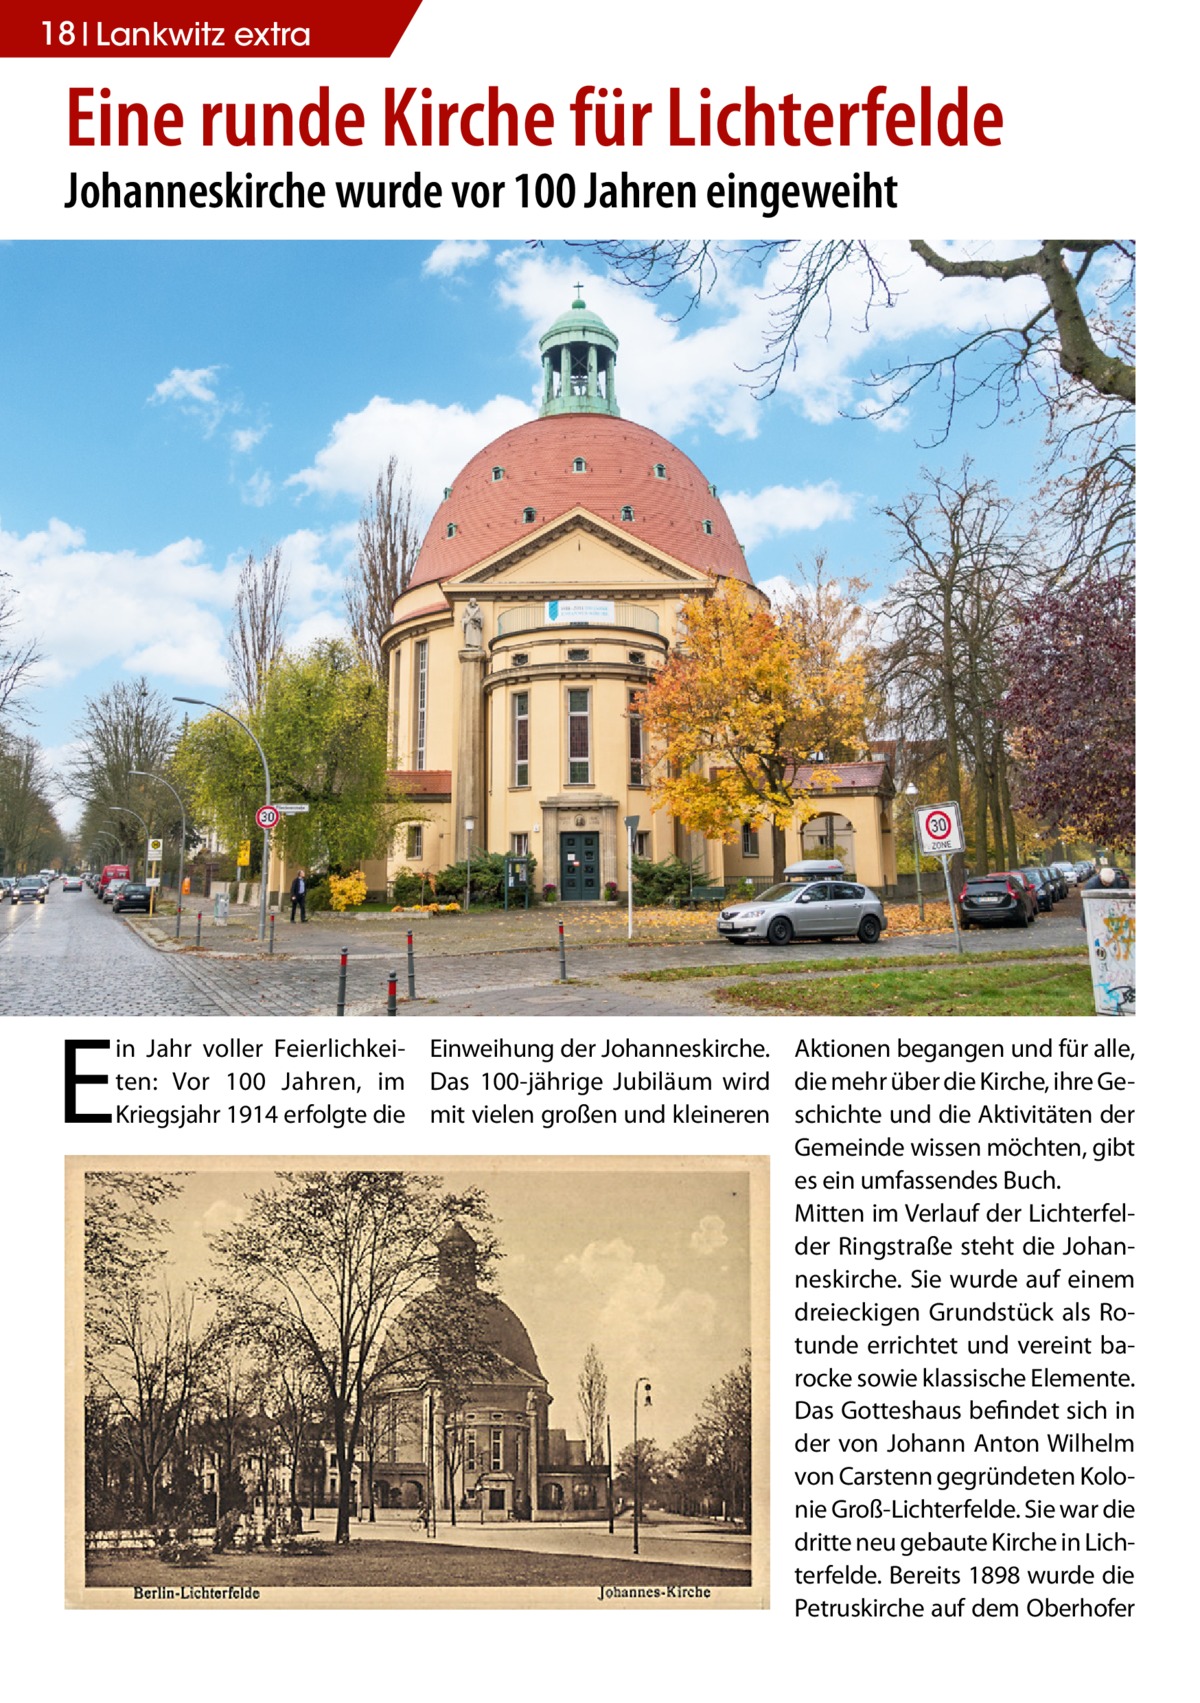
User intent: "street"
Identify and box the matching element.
[0,884,1087,1017]
[0,888,222,1016]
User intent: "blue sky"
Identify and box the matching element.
[0,239,1051,819]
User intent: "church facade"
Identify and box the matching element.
[383,296,896,897]
[368,1223,608,1522]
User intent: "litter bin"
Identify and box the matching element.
[213,892,230,926]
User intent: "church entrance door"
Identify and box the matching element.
[559,832,599,900]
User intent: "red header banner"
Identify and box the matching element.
[1,3,424,56]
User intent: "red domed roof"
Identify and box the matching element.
[408,413,751,591]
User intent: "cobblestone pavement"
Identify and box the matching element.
[0,889,223,1016]
[121,902,1084,1018]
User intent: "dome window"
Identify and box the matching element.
[567,647,591,662]
[443,486,453,499]
[628,650,646,664]
[708,482,719,498]
[620,505,634,522]
[511,652,528,667]
[701,519,714,535]
[572,457,587,473]
[446,522,457,538]
[652,462,667,479]
[522,507,537,524]
[491,466,505,482]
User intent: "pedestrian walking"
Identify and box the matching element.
[290,868,308,923]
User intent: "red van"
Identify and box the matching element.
[99,863,131,896]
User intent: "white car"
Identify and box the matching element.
[718,877,887,946]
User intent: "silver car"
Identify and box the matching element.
[717,878,887,946]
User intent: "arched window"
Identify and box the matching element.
[701,519,713,535]
[522,507,536,524]
[652,462,667,479]
[707,481,719,498]
[620,504,634,522]
[446,522,457,538]
[491,466,505,481]
[572,457,587,473]
[443,486,453,499]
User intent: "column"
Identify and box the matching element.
[455,649,485,859]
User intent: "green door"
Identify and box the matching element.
[560,832,600,901]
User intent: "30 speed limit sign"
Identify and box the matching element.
[916,800,965,857]
[255,804,281,830]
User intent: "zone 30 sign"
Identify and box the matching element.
[916,800,965,857]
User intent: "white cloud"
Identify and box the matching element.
[151,366,221,407]
[231,426,267,454]
[557,1237,718,1350]
[690,1215,728,1257]
[0,518,236,689]
[0,518,351,697]
[423,239,490,277]
[723,481,855,550]
[241,469,273,506]
[287,393,534,515]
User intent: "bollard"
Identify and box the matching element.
[195,911,202,949]
[336,948,348,1016]
[407,930,416,1001]
[387,972,397,1016]
[269,912,276,956]
[558,919,568,983]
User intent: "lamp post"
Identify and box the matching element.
[130,769,187,917]
[623,814,639,941]
[464,816,475,912]
[905,782,925,923]
[175,698,272,941]
[632,1376,652,1555]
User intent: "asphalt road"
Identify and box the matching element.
[0,888,222,1016]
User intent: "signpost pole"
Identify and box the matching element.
[941,854,964,954]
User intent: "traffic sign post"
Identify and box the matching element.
[147,838,163,862]
[915,801,965,955]
[255,804,281,831]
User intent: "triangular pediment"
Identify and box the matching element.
[444,509,717,592]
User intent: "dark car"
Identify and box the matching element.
[102,878,131,905]
[958,872,1038,929]
[13,875,47,904]
[111,882,152,914]
[1021,867,1056,912]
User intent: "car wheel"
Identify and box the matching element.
[766,916,793,946]
[857,915,882,944]
[1016,908,1029,927]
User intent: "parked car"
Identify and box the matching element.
[13,875,48,904]
[111,882,152,914]
[0,877,14,899]
[958,872,1039,929]
[718,878,887,945]
[98,862,131,897]
[102,878,131,906]
[1051,861,1079,888]
[1021,867,1056,912]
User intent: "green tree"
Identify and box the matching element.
[177,638,407,873]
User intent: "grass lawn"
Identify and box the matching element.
[85,1540,750,1591]
[713,959,1094,1016]
[625,947,1087,984]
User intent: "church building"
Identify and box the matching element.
[383,295,896,896]
[369,1223,608,1521]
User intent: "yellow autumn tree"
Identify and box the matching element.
[638,573,871,881]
